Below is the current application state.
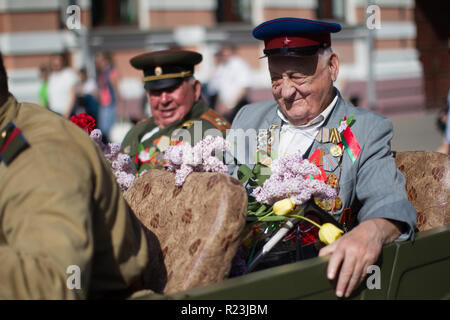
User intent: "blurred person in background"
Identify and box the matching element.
[206,44,251,123]
[38,64,50,108]
[95,51,121,142]
[47,53,77,118]
[73,68,99,122]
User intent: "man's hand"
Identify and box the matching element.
[318,218,403,298]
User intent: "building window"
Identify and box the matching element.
[216,0,252,24]
[317,0,346,22]
[92,0,138,28]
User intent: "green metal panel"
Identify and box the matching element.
[387,225,450,300]
[166,243,397,300]
[170,256,334,300]
[136,225,450,300]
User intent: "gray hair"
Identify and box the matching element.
[319,47,333,62]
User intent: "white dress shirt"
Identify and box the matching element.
[278,95,338,158]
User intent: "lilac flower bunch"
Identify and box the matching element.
[90,129,136,192]
[164,135,231,187]
[252,150,337,205]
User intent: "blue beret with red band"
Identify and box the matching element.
[252,17,342,56]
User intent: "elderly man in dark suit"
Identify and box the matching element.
[229,17,417,298]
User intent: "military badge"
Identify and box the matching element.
[322,153,338,171]
[256,122,278,167]
[181,120,194,129]
[326,172,339,189]
[315,127,330,143]
[330,144,343,157]
[154,66,162,76]
[329,128,342,144]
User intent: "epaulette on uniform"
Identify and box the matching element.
[0,122,29,166]
[200,109,231,131]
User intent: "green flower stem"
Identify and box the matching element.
[247,239,259,267]
[288,214,322,229]
[257,210,274,221]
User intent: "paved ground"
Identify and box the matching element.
[386,108,444,152]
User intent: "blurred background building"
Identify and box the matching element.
[1,0,448,148]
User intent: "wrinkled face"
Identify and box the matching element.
[147,78,201,128]
[269,51,338,126]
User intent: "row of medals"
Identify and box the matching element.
[259,124,344,216]
[314,126,343,215]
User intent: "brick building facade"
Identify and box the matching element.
[2,0,446,121]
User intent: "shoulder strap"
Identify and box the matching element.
[0,122,29,166]
[200,109,230,131]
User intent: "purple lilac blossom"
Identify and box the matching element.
[89,129,136,192]
[164,136,230,187]
[252,151,337,205]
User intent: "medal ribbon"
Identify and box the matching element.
[339,117,361,163]
[307,149,327,181]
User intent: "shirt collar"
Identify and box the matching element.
[277,94,338,130]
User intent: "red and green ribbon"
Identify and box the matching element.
[340,116,361,163]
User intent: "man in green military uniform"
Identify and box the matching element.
[121,50,230,173]
[0,53,165,299]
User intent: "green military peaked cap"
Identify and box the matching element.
[130,50,203,91]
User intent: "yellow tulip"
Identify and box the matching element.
[319,223,344,245]
[273,198,295,216]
